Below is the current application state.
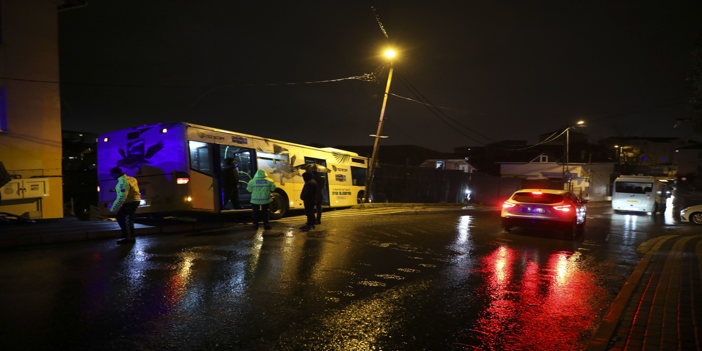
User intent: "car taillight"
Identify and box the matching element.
[503,201,517,209]
[176,177,190,185]
[553,204,572,212]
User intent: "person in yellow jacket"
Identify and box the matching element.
[109,167,141,244]
[246,169,276,229]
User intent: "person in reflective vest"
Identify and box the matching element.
[109,167,141,244]
[246,169,276,229]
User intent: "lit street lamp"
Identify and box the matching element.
[564,120,586,192]
[365,48,396,202]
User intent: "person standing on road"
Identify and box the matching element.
[312,172,324,224]
[300,171,318,231]
[109,167,141,245]
[247,169,276,230]
[222,157,240,209]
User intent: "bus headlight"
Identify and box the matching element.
[185,196,192,202]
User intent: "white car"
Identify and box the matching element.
[680,204,702,225]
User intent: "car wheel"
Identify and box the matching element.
[564,220,578,239]
[575,221,585,238]
[691,212,702,225]
[502,219,513,233]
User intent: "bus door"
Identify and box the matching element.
[187,141,218,211]
[304,157,330,206]
[217,145,256,209]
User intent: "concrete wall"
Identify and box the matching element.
[0,0,64,219]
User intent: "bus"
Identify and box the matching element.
[97,122,368,219]
[611,175,666,214]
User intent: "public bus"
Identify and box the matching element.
[97,122,368,219]
[611,175,666,214]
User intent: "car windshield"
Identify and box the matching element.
[511,192,564,204]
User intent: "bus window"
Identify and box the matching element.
[189,141,213,175]
[235,151,254,182]
[351,166,366,186]
[257,151,289,175]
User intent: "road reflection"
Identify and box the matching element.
[463,245,608,350]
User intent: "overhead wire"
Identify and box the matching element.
[393,72,495,145]
[370,4,389,39]
[503,128,568,151]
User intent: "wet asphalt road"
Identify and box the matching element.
[0,205,696,350]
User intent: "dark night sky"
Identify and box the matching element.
[58,1,702,152]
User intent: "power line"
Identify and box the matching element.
[394,72,495,145]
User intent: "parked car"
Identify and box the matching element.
[501,189,587,238]
[680,204,702,225]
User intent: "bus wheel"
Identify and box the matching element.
[268,192,288,220]
[356,190,365,204]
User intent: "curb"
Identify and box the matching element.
[586,235,679,351]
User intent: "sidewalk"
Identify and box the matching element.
[0,216,246,249]
[587,233,702,350]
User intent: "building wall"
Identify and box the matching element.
[0,0,63,219]
[500,161,615,201]
[676,148,702,176]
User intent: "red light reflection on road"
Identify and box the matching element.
[466,246,607,350]
[164,256,194,307]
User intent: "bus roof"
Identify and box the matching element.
[614,175,656,182]
[100,121,363,157]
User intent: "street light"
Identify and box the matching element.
[564,120,586,192]
[365,48,396,202]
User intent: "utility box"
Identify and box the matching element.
[0,178,50,200]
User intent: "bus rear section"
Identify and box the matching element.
[97,123,193,216]
[611,175,657,214]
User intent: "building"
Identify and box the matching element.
[62,130,98,219]
[0,1,84,219]
[499,153,614,201]
[419,159,477,173]
[674,143,702,191]
[600,136,684,178]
